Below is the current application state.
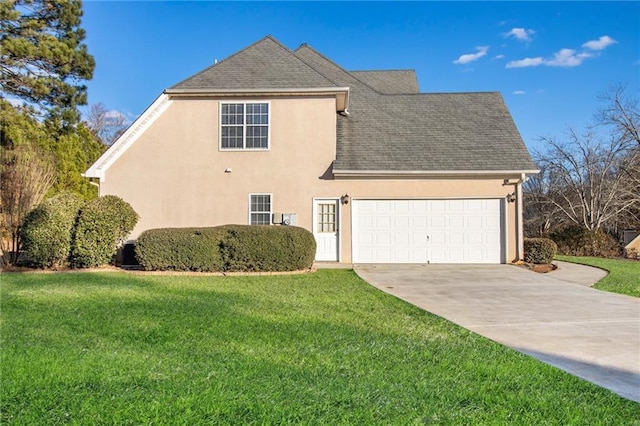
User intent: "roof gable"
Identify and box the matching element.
[170,36,337,91]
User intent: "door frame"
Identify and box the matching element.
[312,197,341,262]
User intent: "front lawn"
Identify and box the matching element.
[556,255,640,297]
[1,270,638,424]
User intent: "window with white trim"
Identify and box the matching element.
[220,102,269,150]
[249,194,272,225]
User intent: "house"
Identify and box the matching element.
[84,36,538,264]
[623,230,640,259]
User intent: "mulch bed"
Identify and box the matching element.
[519,262,558,273]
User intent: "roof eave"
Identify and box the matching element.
[164,87,350,112]
[332,169,541,179]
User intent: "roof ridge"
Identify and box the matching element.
[293,44,386,95]
[351,69,417,73]
[381,91,501,96]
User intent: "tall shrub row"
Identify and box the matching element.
[135,225,316,272]
[20,195,138,268]
[135,228,227,272]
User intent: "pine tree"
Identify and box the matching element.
[0,0,95,125]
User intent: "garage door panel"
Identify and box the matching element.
[353,199,503,264]
[376,216,391,228]
[394,216,410,228]
[429,216,446,228]
[429,232,446,245]
[394,232,410,245]
[468,232,483,244]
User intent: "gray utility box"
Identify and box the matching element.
[272,213,297,226]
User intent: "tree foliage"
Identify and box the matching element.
[525,85,640,236]
[0,0,95,125]
[0,102,55,265]
[1,100,103,200]
[47,121,105,198]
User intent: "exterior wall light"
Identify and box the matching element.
[506,193,517,203]
[340,194,349,205]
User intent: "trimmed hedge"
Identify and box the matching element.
[71,195,139,268]
[20,192,84,268]
[135,228,226,272]
[220,225,316,272]
[134,225,316,272]
[524,238,558,265]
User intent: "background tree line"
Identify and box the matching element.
[524,85,639,257]
[1,0,127,264]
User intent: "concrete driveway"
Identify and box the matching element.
[354,263,640,402]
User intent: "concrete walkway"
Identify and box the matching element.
[551,260,608,286]
[354,263,640,403]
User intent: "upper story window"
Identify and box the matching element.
[220,102,269,150]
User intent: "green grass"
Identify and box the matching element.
[1,271,638,425]
[557,255,640,297]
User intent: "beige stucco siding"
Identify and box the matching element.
[625,235,640,258]
[101,96,521,263]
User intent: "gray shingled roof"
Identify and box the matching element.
[335,92,536,172]
[169,36,536,172]
[350,70,419,94]
[169,36,337,91]
[294,44,536,172]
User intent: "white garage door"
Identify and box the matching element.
[352,199,503,264]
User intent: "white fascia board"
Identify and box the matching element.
[83,94,172,182]
[164,87,350,112]
[332,169,541,178]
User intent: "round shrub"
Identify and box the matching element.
[220,225,316,272]
[20,192,84,268]
[135,228,226,272]
[524,237,557,265]
[71,195,139,268]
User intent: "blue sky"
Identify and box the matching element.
[81,1,639,153]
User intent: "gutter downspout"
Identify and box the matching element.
[87,178,100,196]
[516,173,526,262]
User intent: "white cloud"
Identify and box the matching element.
[453,46,489,65]
[504,27,535,42]
[582,35,617,50]
[546,48,592,67]
[105,109,127,120]
[506,46,597,69]
[512,90,526,95]
[506,57,544,68]
[494,54,505,59]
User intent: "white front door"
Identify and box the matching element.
[313,199,339,262]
